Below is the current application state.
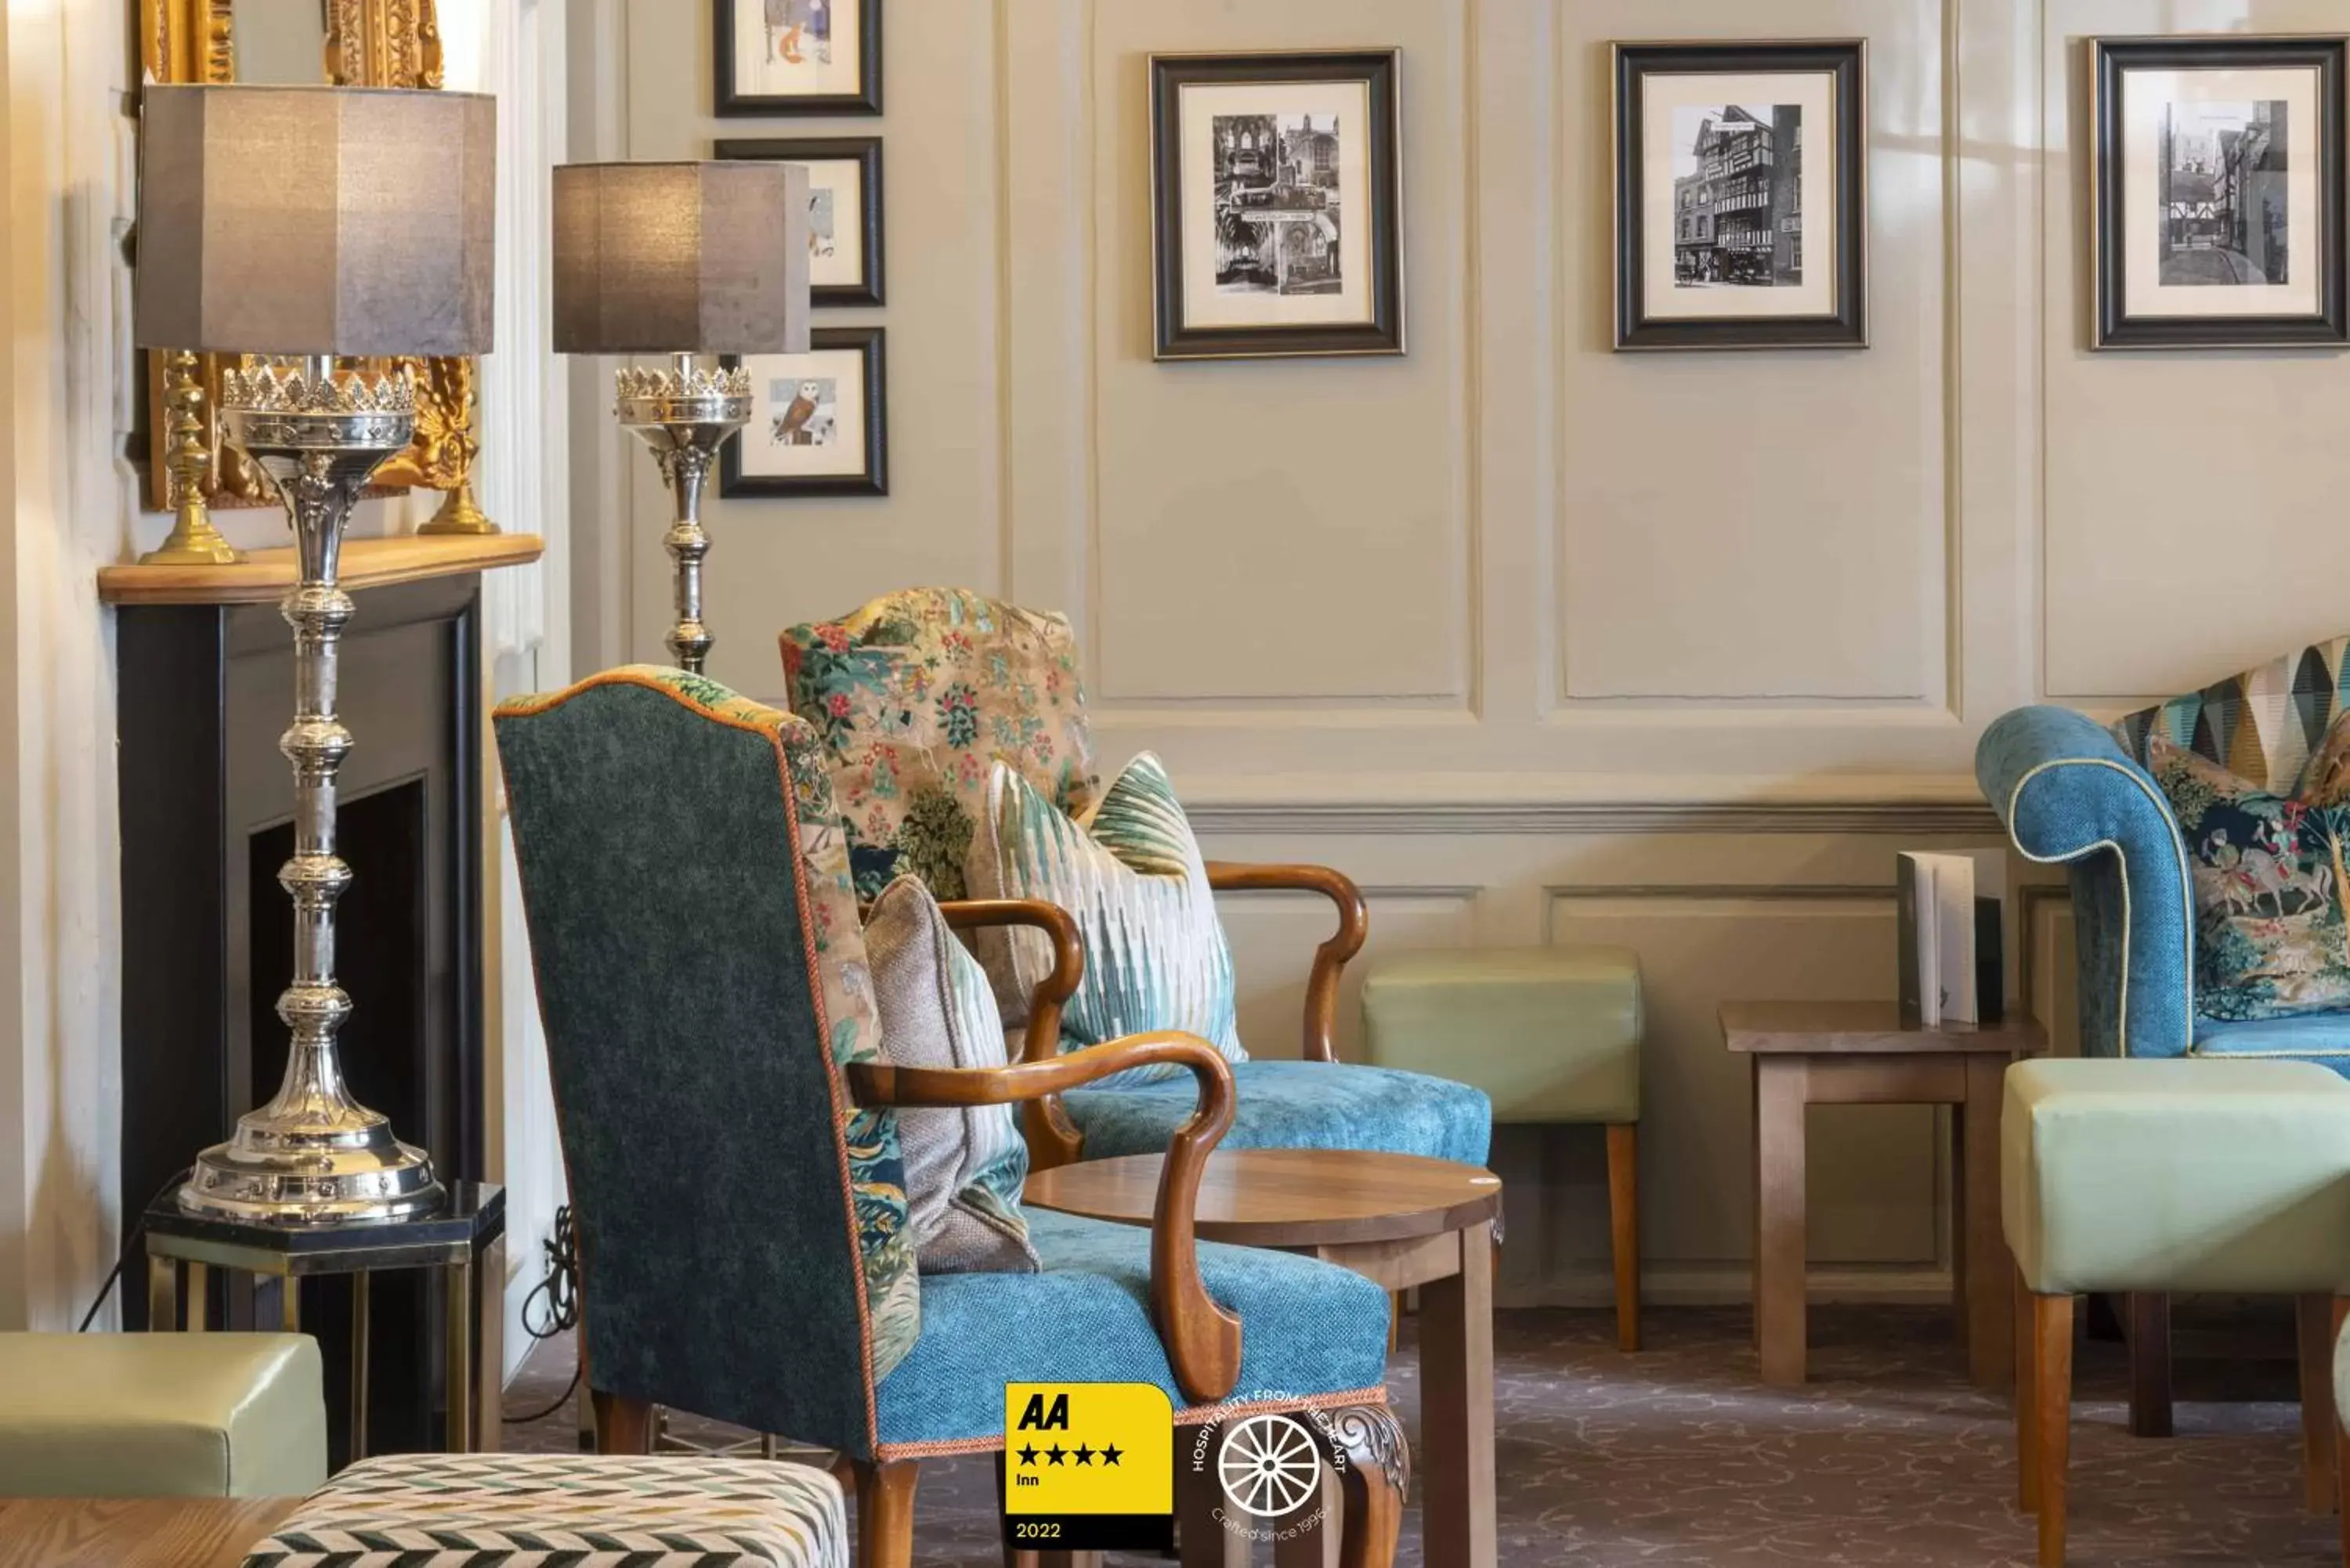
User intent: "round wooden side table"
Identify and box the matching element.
[1025,1147,1502,1568]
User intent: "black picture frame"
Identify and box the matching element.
[714,0,882,117]
[2091,34,2347,349]
[720,327,888,498]
[715,137,886,307]
[1612,39,1868,351]
[1148,49,1406,361]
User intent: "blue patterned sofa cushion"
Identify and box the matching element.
[1064,1060,1492,1168]
[873,1208,1390,1453]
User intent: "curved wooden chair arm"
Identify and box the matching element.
[844,1034,1244,1402]
[932,897,1087,1169]
[1204,861,1368,1063]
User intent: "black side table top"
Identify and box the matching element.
[144,1180,504,1276]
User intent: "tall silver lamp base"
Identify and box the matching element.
[180,357,444,1227]
[616,354,750,674]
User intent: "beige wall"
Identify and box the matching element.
[591,0,2350,1306]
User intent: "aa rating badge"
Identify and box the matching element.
[1000,1382,1174,1552]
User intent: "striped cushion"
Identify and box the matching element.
[2114,634,2350,790]
[241,1454,847,1567]
[968,752,1243,1087]
[865,875,1039,1272]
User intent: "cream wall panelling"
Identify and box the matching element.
[582,1,2336,1306]
[2040,0,2350,704]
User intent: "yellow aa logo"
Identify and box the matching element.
[1001,1382,1173,1517]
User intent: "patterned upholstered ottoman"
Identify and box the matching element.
[240,1454,847,1567]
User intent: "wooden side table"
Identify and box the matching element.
[1025,1148,1502,1568]
[0,1497,298,1568]
[1721,1002,2044,1390]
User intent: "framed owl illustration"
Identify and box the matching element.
[715,0,880,115]
[721,328,888,497]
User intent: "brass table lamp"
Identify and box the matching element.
[553,161,808,674]
[133,83,496,1225]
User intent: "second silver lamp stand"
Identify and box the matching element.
[616,354,751,675]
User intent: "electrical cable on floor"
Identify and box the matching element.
[76,1168,193,1332]
[504,1203,584,1424]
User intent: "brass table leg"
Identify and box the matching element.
[186,1263,210,1331]
[477,1237,504,1453]
[446,1255,474,1453]
[280,1276,301,1333]
[350,1270,371,1462]
[146,1257,176,1332]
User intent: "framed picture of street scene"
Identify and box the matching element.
[1149,49,1405,360]
[715,137,886,306]
[720,329,888,498]
[1612,39,1867,350]
[715,0,880,117]
[2091,35,2345,349]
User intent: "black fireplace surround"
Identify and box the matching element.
[115,573,486,1460]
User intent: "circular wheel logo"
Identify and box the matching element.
[1216,1413,1323,1518]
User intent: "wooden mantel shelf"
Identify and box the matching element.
[99,533,545,606]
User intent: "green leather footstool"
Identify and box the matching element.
[1361,945,1643,1349]
[2005,1057,2350,1567]
[0,1331,325,1498]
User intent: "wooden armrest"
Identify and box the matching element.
[1204,861,1368,1063]
[932,898,1086,1169]
[845,1034,1244,1403]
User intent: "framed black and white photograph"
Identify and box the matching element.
[2092,35,2345,349]
[1148,49,1405,360]
[715,0,880,117]
[1613,40,1867,350]
[721,328,888,498]
[715,137,885,306]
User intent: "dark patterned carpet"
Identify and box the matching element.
[502,1304,2345,1566]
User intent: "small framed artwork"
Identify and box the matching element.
[714,0,880,117]
[2091,35,2346,349]
[715,137,885,307]
[1612,40,1867,351]
[721,328,888,498]
[1148,49,1405,360]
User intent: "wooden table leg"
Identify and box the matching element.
[1419,1224,1495,1568]
[1272,1461,1340,1567]
[2298,1295,2339,1513]
[1175,1424,1249,1567]
[1754,1056,1809,1386]
[2128,1292,2173,1439]
[1961,1055,2015,1389]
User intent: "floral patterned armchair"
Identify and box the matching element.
[780,587,1491,1171]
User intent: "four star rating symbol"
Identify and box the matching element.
[1018,1443,1122,1469]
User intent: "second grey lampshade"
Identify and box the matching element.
[552,161,810,356]
[135,85,496,357]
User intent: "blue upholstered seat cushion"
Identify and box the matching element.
[1062,1059,1492,1167]
[873,1208,1390,1449]
[2193,1013,2350,1076]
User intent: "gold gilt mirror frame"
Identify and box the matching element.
[138,0,492,562]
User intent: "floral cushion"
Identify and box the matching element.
[2149,724,2350,1021]
[779,588,1099,901]
[966,752,1246,1087]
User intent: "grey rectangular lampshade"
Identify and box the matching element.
[135,85,496,357]
[552,162,810,356]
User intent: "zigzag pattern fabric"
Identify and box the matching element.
[2113,634,2350,791]
[971,752,1244,1088]
[240,1454,848,1566]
